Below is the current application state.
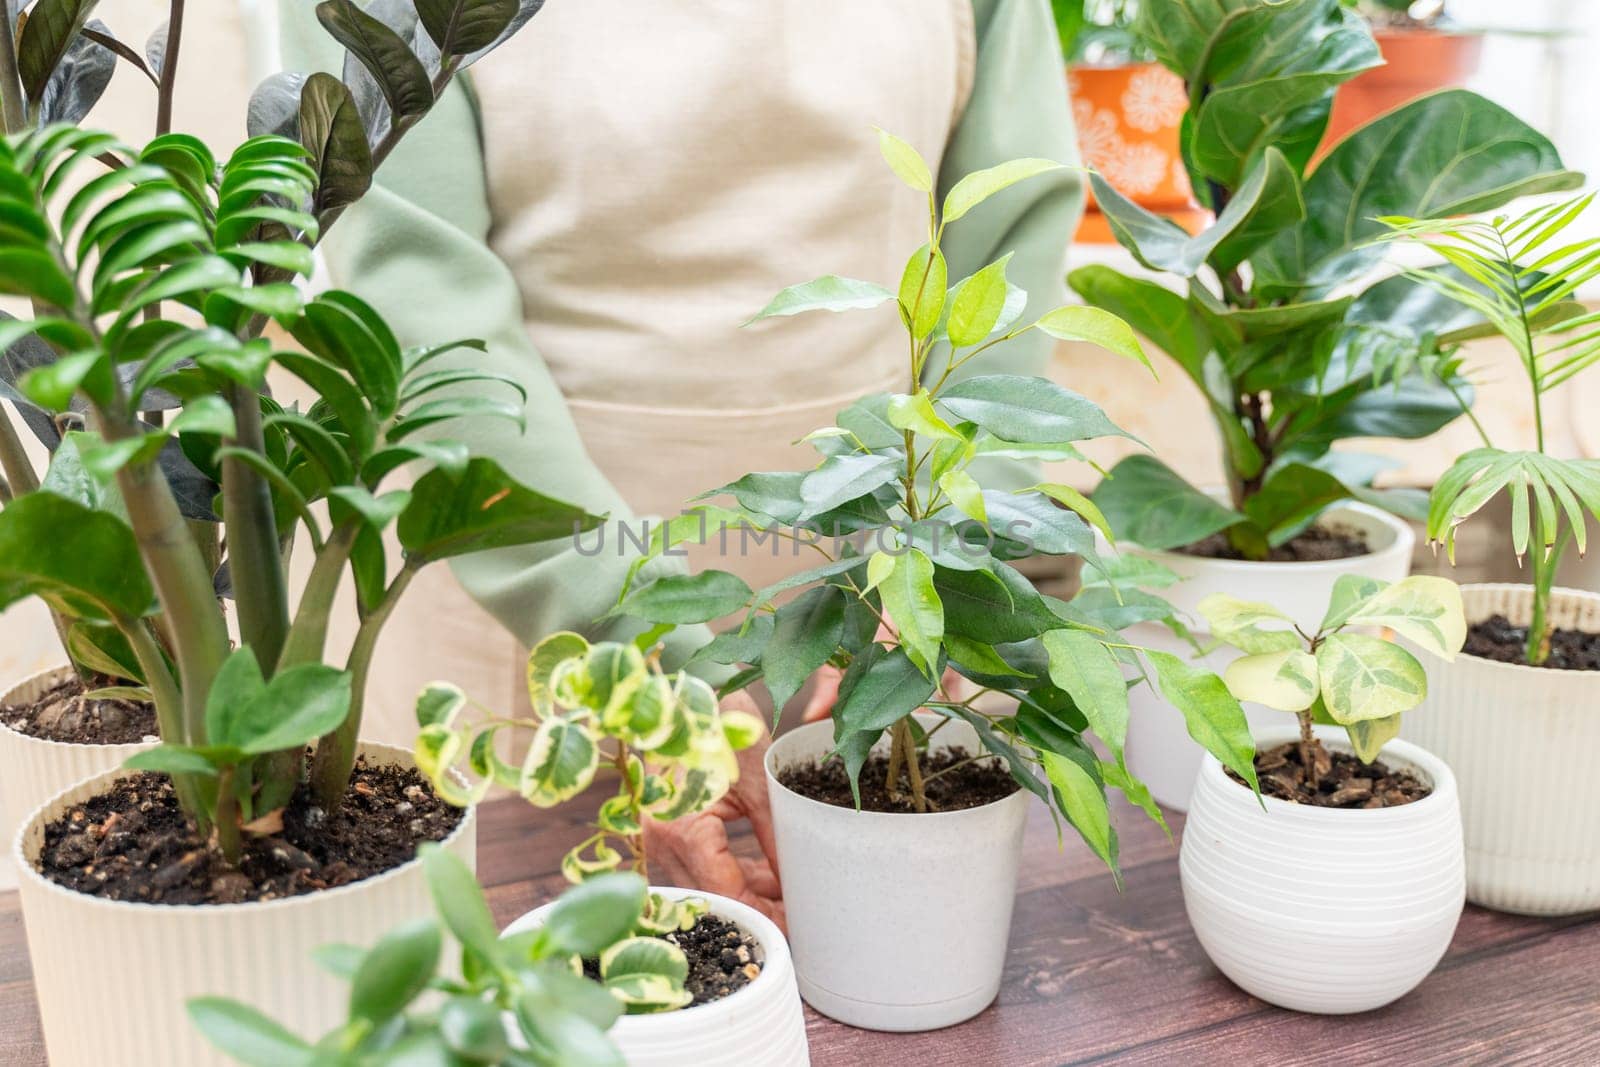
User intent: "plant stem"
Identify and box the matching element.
[277,522,357,671]
[0,404,39,497]
[0,7,25,133]
[898,717,927,812]
[1297,709,1317,789]
[222,384,291,674]
[1526,534,1565,666]
[154,0,185,136]
[214,767,241,864]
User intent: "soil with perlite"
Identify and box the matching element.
[778,747,1020,813]
[2,674,158,745]
[1181,525,1370,563]
[582,914,763,1007]
[1227,740,1431,808]
[1464,614,1600,671]
[33,757,461,905]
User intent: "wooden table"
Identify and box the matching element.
[3,795,1598,1065]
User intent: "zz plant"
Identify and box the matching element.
[1068,0,1579,560]
[191,846,643,1066]
[613,133,1260,872]
[1200,575,1466,774]
[414,633,765,1013]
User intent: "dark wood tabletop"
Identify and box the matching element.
[3,792,1598,1066]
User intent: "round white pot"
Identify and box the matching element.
[1117,502,1414,811]
[1181,725,1464,1014]
[1402,584,1600,915]
[765,713,1030,1031]
[13,741,477,1067]
[0,665,156,892]
[505,886,809,1066]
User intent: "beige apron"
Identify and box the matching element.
[349,0,977,743]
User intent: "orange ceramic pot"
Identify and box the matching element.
[1320,29,1484,156]
[1068,62,1208,243]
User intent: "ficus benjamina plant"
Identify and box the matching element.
[610,132,1261,874]
[1199,575,1466,773]
[412,633,764,1012]
[190,846,644,1066]
[1067,0,1579,562]
[0,0,598,866]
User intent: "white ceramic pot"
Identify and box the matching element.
[765,713,1030,1031]
[1181,725,1464,1014]
[0,665,156,892]
[505,886,809,1066]
[1118,502,1414,811]
[1402,584,1600,915]
[13,741,477,1067]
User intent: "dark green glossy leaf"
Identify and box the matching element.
[398,457,603,563]
[349,919,441,1022]
[0,492,152,620]
[1091,454,1242,551]
[317,0,433,123]
[297,72,373,226]
[613,569,752,624]
[186,998,313,1067]
[938,375,1129,445]
[763,585,847,713]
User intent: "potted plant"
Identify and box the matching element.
[192,847,650,1066]
[417,632,809,1065]
[1053,0,1204,241]
[1066,0,1579,808]
[0,3,605,1062]
[1182,574,1468,1013]
[610,132,1258,1031]
[1379,196,1600,915]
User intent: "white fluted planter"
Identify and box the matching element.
[14,742,477,1067]
[1181,725,1463,1014]
[1115,503,1414,811]
[1402,584,1600,915]
[765,713,1030,1031]
[0,665,156,892]
[505,886,809,1066]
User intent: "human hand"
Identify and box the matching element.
[642,690,786,931]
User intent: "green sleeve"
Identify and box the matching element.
[930,0,1086,492]
[275,13,718,676]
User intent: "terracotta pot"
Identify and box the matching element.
[1067,62,1208,243]
[1321,29,1485,155]
[14,742,478,1067]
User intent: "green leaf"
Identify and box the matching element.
[887,389,961,441]
[1316,633,1428,724]
[1089,160,1271,278]
[1222,649,1319,712]
[1346,575,1466,661]
[203,647,267,750]
[1092,455,1242,551]
[601,936,689,986]
[798,453,900,520]
[1321,574,1387,632]
[440,996,509,1061]
[946,256,1012,346]
[1208,149,1307,275]
[297,72,373,225]
[1345,713,1402,764]
[1042,630,1129,760]
[745,276,895,324]
[0,492,153,620]
[614,570,751,624]
[17,0,101,101]
[416,681,468,728]
[514,1002,624,1067]
[349,919,441,1022]
[317,0,434,122]
[1032,306,1152,371]
[186,998,312,1067]
[124,746,221,778]
[415,0,519,54]
[876,548,944,676]
[1030,482,1114,545]
[833,646,937,746]
[937,563,1063,645]
[398,457,603,563]
[939,469,987,524]
[763,585,847,713]
[211,661,352,756]
[421,844,500,960]
[898,244,947,339]
[1196,594,1302,654]
[1067,265,1210,381]
[520,715,600,805]
[938,375,1130,445]
[1146,649,1258,791]
[944,158,1065,223]
[1040,747,1116,871]
[876,128,933,192]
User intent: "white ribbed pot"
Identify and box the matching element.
[14,741,477,1067]
[1117,503,1414,811]
[505,886,809,1066]
[0,665,156,892]
[765,713,1030,1031]
[1402,584,1600,915]
[1181,725,1464,1014]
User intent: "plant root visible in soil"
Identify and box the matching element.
[778,746,1019,813]
[34,757,462,904]
[2,675,158,745]
[582,913,762,1008]
[1464,614,1600,671]
[1227,740,1431,808]
[1181,525,1370,563]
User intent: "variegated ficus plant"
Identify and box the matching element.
[1200,575,1466,777]
[413,632,765,1013]
[610,132,1261,875]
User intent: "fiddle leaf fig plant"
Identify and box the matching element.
[1201,575,1466,770]
[191,847,640,1067]
[414,633,765,1013]
[613,132,1260,873]
[1378,196,1600,665]
[1069,0,1580,561]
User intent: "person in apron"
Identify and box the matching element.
[278,0,1082,925]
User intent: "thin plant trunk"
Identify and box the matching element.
[890,717,927,813]
[1297,710,1318,789]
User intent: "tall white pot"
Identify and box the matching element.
[765,714,1030,1031]
[1181,725,1464,1014]
[14,742,477,1067]
[505,886,809,1066]
[1119,503,1414,811]
[0,665,155,892]
[1402,584,1600,915]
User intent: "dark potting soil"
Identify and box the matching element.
[1181,525,1370,563]
[2,674,158,745]
[777,746,1019,813]
[1463,614,1600,671]
[1226,740,1432,808]
[582,914,762,1008]
[34,757,462,905]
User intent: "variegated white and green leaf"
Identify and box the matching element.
[1346,575,1466,661]
[520,716,600,806]
[1223,649,1319,712]
[1316,633,1428,725]
[1196,594,1302,654]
